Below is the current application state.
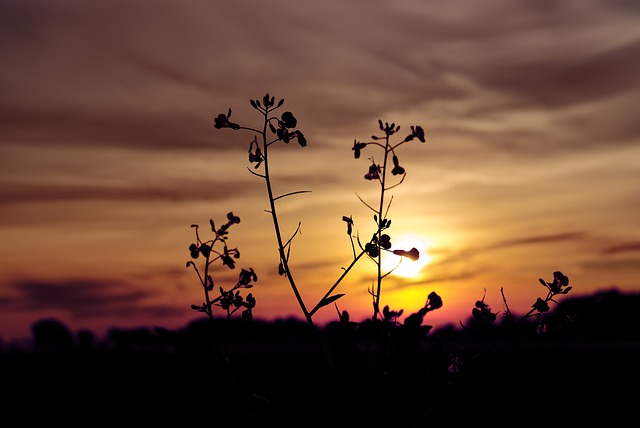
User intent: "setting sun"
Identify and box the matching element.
[382,234,433,278]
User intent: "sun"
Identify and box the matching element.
[382,234,433,278]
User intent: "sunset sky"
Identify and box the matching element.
[1,0,639,343]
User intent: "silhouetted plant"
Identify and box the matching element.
[349,119,427,321]
[184,211,259,405]
[447,271,573,377]
[210,94,445,421]
[213,94,436,330]
[186,211,257,322]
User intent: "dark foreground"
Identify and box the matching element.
[2,328,638,427]
[2,290,639,427]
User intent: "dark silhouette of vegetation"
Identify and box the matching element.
[1,291,638,425]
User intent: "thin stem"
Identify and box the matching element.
[260,108,312,324]
[372,135,391,321]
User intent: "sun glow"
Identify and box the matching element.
[382,235,433,278]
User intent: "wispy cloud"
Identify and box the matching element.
[4,278,183,320]
[601,242,640,256]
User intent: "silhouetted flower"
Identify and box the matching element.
[238,267,258,287]
[365,234,391,257]
[263,93,275,108]
[280,111,297,129]
[364,242,379,258]
[250,93,284,110]
[227,212,240,224]
[403,125,426,143]
[391,155,405,176]
[379,119,400,136]
[249,148,264,167]
[472,298,497,323]
[426,291,442,311]
[221,246,236,269]
[213,109,240,129]
[379,234,391,249]
[244,293,256,308]
[189,243,199,259]
[532,297,550,313]
[248,136,264,168]
[364,163,381,180]
[393,247,419,261]
[219,289,245,311]
[276,124,305,145]
[415,291,443,317]
[199,243,211,258]
[352,140,367,159]
[242,293,256,320]
[342,215,354,235]
[538,271,571,295]
[412,126,426,142]
[291,130,307,147]
[382,305,403,323]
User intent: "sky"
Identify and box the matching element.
[1,0,639,344]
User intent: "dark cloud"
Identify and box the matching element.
[3,278,183,319]
[473,38,640,109]
[581,257,640,273]
[0,107,235,151]
[433,232,587,266]
[487,232,586,251]
[601,242,640,256]
[392,267,488,289]
[2,0,638,154]
[0,178,253,205]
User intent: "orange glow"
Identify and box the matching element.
[382,234,433,278]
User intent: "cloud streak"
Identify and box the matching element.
[4,278,182,320]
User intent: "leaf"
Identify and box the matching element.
[318,294,345,309]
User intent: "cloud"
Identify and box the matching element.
[2,0,639,155]
[601,242,640,256]
[0,178,253,205]
[393,267,489,289]
[3,278,183,320]
[432,232,587,267]
[486,232,587,251]
[0,107,224,151]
